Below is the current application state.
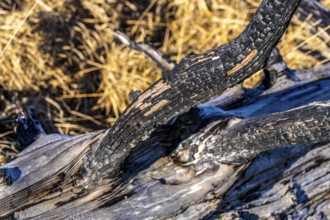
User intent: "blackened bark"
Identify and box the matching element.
[85,0,303,186]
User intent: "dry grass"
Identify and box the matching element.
[0,0,329,164]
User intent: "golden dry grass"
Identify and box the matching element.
[0,0,329,164]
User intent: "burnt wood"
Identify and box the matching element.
[84,0,303,186]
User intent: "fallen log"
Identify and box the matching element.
[1,0,330,219]
[3,98,330,219]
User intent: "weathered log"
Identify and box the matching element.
[1,0,330,219]
[3,99,330,219]
[1,68,330,218]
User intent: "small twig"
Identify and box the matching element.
[113,31,177,73]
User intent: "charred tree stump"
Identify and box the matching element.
[1,0,330,219]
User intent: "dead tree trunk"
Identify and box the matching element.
[1,0,330,219]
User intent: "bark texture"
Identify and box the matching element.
[85,0,303,186]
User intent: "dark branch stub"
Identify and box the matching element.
[15,110,46,151]
[0,167,21,185]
